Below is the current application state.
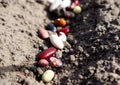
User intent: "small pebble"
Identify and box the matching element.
[88,66,95,74]
[77,46,84,52]
[46,83,52,85]
[64,41,71,48]
[73,61,78,66]
[37,68,44,75]
[67,34,74,41]
[24,69,29,75]
[64,48,69,53]
[29,71,34,77]
[67,35,77,44]
[114,35,119,41]
[70,55,76,62]
[38,29,49,39]
[53,74,58,80]
[84,52,90,57]
[39,81,45,85]
[78,74,83,79]
[103,13,112,22]
[42,46,48,50]
[111,7,119,16]
[69,48,75,54]
[55,50,63,58]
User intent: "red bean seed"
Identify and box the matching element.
[38,47,57,59]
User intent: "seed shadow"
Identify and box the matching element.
[0,63,36,73]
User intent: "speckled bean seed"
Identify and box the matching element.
[49,57,62,67]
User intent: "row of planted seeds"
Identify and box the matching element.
[37,0,82,83]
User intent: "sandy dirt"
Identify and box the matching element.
[0,0,120,85]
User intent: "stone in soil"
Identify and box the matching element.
[70,55,76,62]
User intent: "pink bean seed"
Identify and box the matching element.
[38,29,49,39]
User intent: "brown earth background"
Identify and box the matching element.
[0,0,120,85]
